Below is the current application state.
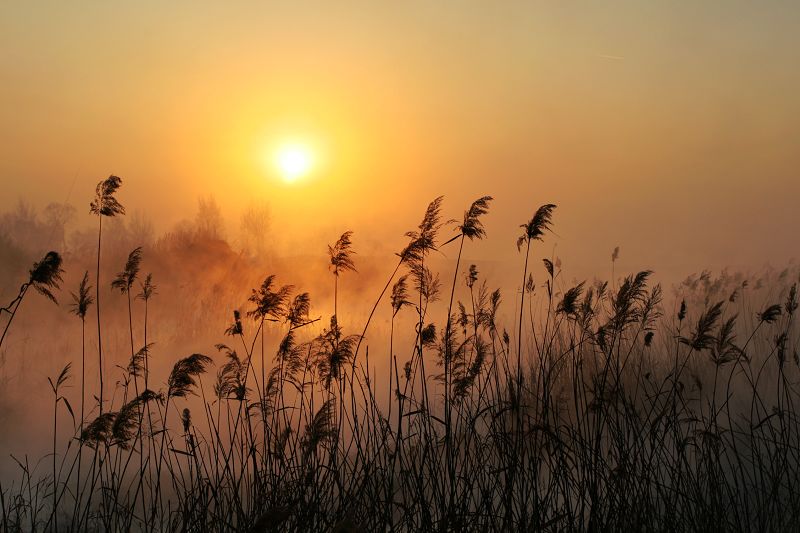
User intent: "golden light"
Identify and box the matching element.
[275,143,313,183]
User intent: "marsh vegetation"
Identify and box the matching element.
[1,177,799,532]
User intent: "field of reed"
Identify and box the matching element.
[1,176,799,532]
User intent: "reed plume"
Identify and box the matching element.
[329,230,356,319]
[89,175,125,218]
[111,398,142,449]
[137,273,156,302]
[458,195,492,241]
[29,251,64,303]
[111,247,143,293]
[390,275,411,317]
[248,275,293,321]
[215,344,248,401]
[127,343,153,378]
[168,353,213,399]
[70,272,93,320]
[303,398,336,457]
[316,317,359,388]
[516,203,556,251]
[400,196,445,264]
[80,413,116,448]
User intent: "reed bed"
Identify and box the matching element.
[1,177,799,532]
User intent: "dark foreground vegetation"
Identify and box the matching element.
[1,176,799,532]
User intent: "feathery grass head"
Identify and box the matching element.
[111,247,143,293]
[276,329,306,380]
[678,300,687,321]
[136,388,164,405]
[80,412,116,448]
[214,344,248,400]
[421,323,437,348]
[316,320,360,388]
[758,303,782,324]
[70,271,93,319]
[786,283,798,316]
[136,273,156,301]
[680,301,724,351]
[466,264,479,288]
[452,336,487,401]
[578,287,595,326]
[526,273,536,294]
[89,175,125,217]
[557,282,585,318]
[517,203,556,250]
[711,314,741,366]
[303,398,337,457]
[287,292,311,328]
[610,270,653,330]
[127,343,154,377]
[641,284,663,331]
[168,353,213,398]
[29,251,64,303]
[410,262,441,303]
[111,398,142,449]
[248,275,293,321]
[438,315,461,367]
[542,259,554,278]
[257,366,282,416]
[459,196,493,241]
[328,230,357,276]
[325,335,358,387]
[477,288,502,330]
[400,196,444,263]
[47,363,71,395]
[457,302,469,331]
[225,310,243,336]
[391,275,411,316]
[181,408,192,433]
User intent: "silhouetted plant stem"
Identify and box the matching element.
[444,234,464,462]
[96,215,104,415]
[0,284,28,350]
[517,237,531,399]
[354,258,404,363]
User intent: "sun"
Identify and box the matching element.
[275,143,313,183]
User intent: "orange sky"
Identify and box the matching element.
[1,1,799,281]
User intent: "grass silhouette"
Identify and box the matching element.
[1,180,799,532]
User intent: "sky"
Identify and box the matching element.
[1,1,799,282]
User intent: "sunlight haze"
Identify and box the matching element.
[1,1,798,280]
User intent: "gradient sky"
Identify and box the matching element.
[1,1,799,281]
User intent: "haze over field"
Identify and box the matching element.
[2,1,799,281]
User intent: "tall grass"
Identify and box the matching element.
[1,185,799,532]
[90,175,125,416]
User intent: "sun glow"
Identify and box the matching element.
[275,143,314,183]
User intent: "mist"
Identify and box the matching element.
[1,188,796,463]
